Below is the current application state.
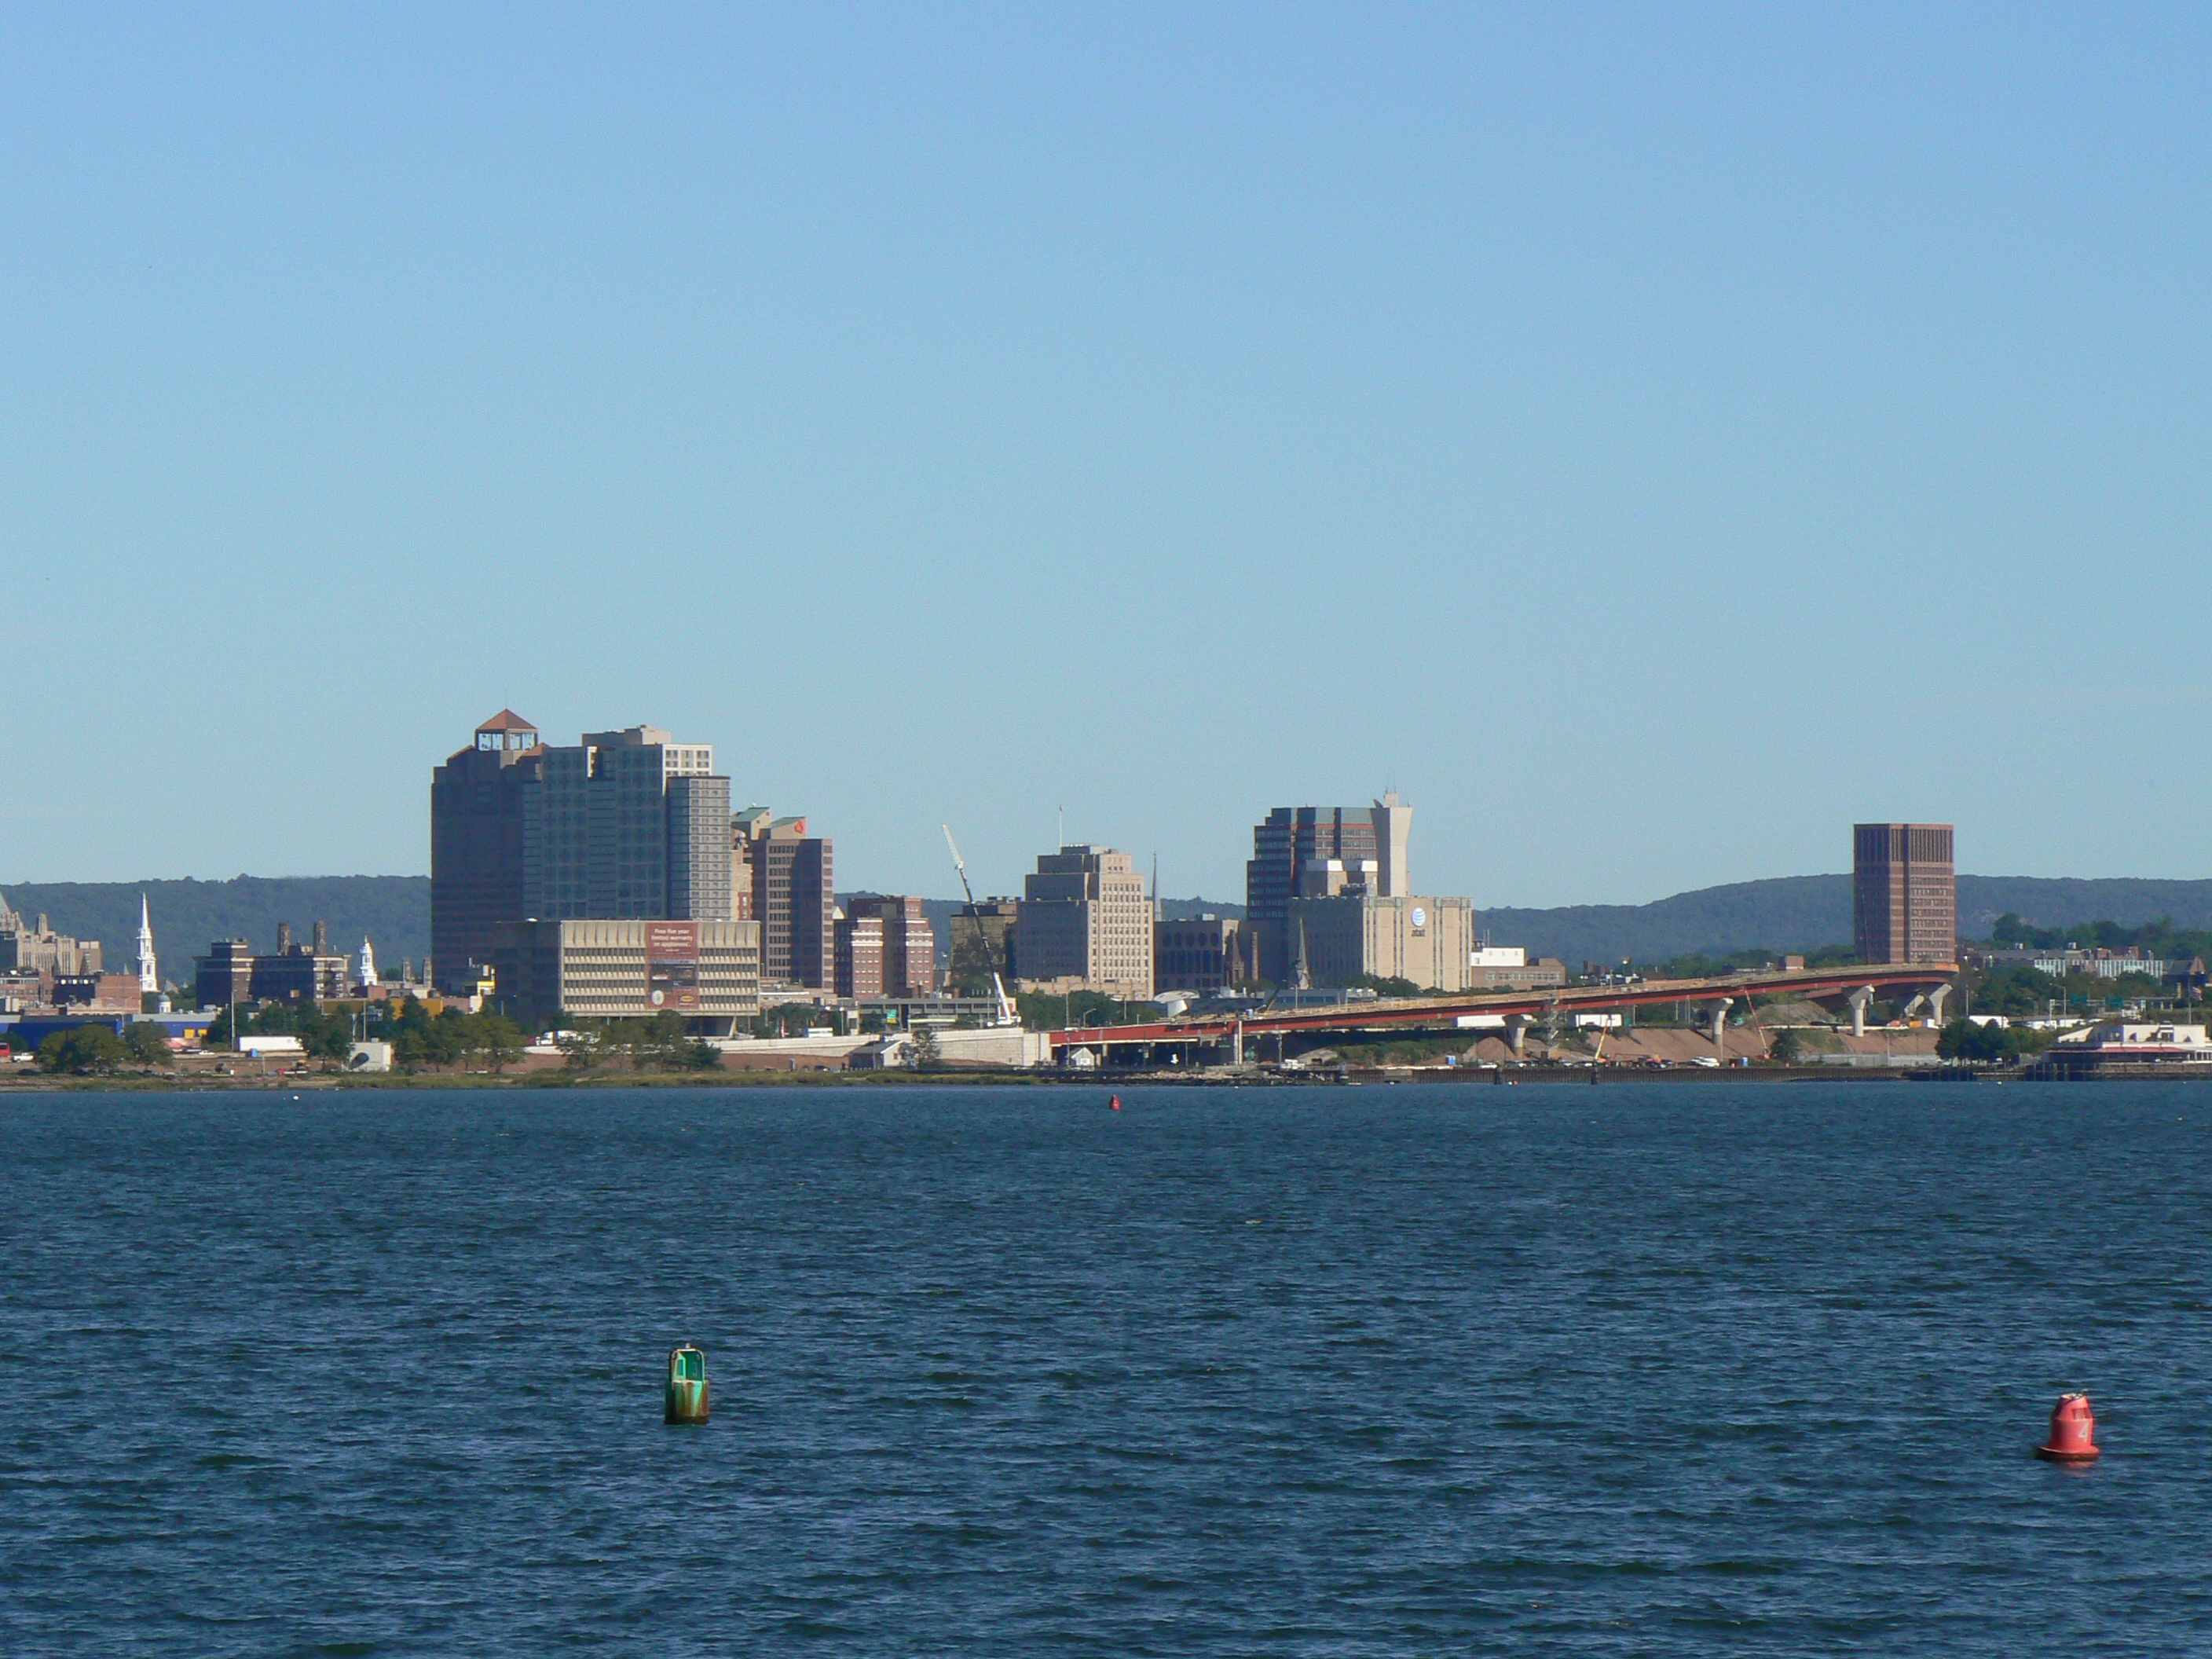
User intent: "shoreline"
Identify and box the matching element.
[0,1063,2192,1093]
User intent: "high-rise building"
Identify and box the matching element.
[0,895,104,976]
[846,895,936,996]
[735,811,834,988]
[566,727,724,919]
[834,911,884,998]
[433,714,734,993]
[1853,823,1957,965]
[665,774,733,922]
[789,838,833,990]
[1015,845,1152,997]
[1245,799,1415,982]
[1372,792,1412,899]
[432,710,544,990]
[518,741,590,921]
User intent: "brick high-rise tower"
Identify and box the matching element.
[1852,823,1956,965]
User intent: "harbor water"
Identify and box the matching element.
[3,1082,2208,1654]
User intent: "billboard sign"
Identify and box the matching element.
[646,922,701,1013]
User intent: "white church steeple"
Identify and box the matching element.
[136,894,158,992]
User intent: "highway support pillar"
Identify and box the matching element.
[1926,983,1951,1026]
[1507,1015,1529,1058]
[1847,985,1874,1037]
[1232,1019,1244,1068]
[1710,997,1734,1059]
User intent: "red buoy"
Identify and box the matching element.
[2035,1392,2100,1462]
[1109,1094,1122,1110]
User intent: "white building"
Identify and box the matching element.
[136,895,158,993]
[2050,1022,2212,1064]
[235,1035,305,1058]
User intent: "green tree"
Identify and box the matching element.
[38,1026,127,1075]
[251,1002,299,1036]
[756,1002,828,1038]
[477,1013,526,1073]
[1936,1018,2054,1064]
[1968,964,2067,1018]
[683,1037,723,1071]
[412,1009,467,1070]
[1346,973,1425,999]
[598,1020,641,1068]
[1767,1027,1804,1065]
[639,1009,689,1069]
[383,995,434,1044]
[295,1005,354,1065]
[122,1021,174,1068]
[947,927,1004,996]
[904,1026,943,1071]
[555,1024,601,1071]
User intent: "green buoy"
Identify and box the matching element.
[665,1343,710,1425]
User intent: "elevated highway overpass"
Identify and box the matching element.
[1046,961,1960,1058]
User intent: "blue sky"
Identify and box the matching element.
[2,5,2205,905]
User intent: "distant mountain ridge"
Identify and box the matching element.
[1480,875,2212,966]
[9,873,2209,985]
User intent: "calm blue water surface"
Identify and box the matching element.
[3,1082,2208,1655]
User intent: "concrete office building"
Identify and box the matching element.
[433,714,734,993]
[1852,823,1957,965]
[1372,792,1412,903]
[491,918,760,1033]
[735,811,834,989]
[845,895,935,996]
[833,912,884,998]
[1015,845,1152,997]
[250,921,351,1005]
[1246,797,1412,982]
[1287,892,1475,992]
[1467,945,1568,991]
[193,922,350,1009]
[729,806,771,919]
[196,940,254,1009]
[1155,914,1254,994]
[0,895,102,976]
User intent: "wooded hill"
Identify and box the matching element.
[2,877,431,986]
[1481,875,2212,967]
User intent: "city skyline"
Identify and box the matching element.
[5,10,2209,902]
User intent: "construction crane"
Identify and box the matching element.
[942,825,1018,1027]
